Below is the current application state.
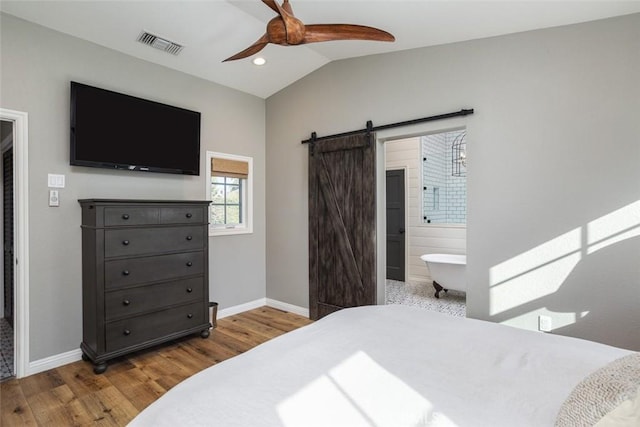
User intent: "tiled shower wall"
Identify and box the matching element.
[422,130,467,224]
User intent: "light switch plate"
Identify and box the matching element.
[48,174,65,188]
[538,315,552,332]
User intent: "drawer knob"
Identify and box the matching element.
[122,240,130,246]
[122,214,130,220]
[186,261,193,267]
[186,235,193,241]
[186,213,193,218]
[123,329,131,336]
[122,270,130,276]
[123,299,130,306]
[186,287,193,293]
[187,313,193,319]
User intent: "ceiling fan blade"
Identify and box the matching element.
[223,34,270,62]
[261,0,280,15]
[302,24,395,44]
[281,0,294,16]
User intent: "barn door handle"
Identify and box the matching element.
[399,228,405,234]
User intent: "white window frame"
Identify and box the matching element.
[206,151,253,236]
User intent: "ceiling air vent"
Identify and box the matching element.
[136,31,184,55]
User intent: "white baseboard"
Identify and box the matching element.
[217,298,266,319]
[22,298,308,378]
[266,298,309,317]
[217,298,309,319]
[26,348,82,377]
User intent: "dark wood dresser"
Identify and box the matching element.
[78,199,211,373]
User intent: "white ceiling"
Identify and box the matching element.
[3,1,640,99]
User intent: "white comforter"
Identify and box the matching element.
[130,305,630,427]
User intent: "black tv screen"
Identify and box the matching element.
[70,81,201,175]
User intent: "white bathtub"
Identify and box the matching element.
[420,254,467,298]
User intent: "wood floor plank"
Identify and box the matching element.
[207,327,255,353]
[159,343,212,375]
[77,385,139,426]
[101,357,138,377]
[129,351,191,390]
[18,369,66,398]
[222,315,291,339]
[107,368,166,412]
[55,361,114,398]
[28,384,95,426]
[1,306,312,426]
[215,318,273,347]
[188,331,244,362]
[0,379,38,426]
[242,307,313,331]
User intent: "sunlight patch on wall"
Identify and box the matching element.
[277,351,456,426]
[587,200,640,255]
[489,200,639,321]
[489,228,582,316]
[501,307,590,331]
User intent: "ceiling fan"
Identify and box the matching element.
[224,0,395,62]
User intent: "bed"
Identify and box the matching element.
[129,304,639,426]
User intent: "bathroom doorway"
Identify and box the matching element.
[0,108,29,379]
[382,129,467,315]
[1,119,15,380]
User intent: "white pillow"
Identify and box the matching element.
[595,386,640,427]
[555,353,640,427]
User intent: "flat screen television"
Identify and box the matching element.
[70,81,201,175]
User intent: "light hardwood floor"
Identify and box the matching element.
[1,306,313,426]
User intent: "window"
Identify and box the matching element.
[206,151,253,236]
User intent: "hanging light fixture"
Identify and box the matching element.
[452,131,467,177]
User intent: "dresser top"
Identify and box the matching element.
[78,199,211,205]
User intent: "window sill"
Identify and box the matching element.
[209,226,253,237]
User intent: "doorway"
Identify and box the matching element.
[379,126,468,314]
[1,120,14,380]
[0,108,28,379]
[386,169,405,281]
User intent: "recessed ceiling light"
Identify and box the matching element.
[252,57,267,66]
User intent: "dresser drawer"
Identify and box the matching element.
[160,207,205,224]
[105,226,204,258]
[105,277,204,320]
[105,252,205,289]
[105,302,205,353]
[104,207,159,226]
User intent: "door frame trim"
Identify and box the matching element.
[1,108,29,378]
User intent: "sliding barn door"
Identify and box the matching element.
[309,133,376,320]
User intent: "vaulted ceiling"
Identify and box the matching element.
[2,1,639,98]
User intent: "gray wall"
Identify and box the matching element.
[1,13,266,361]
[266,14,640,350]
